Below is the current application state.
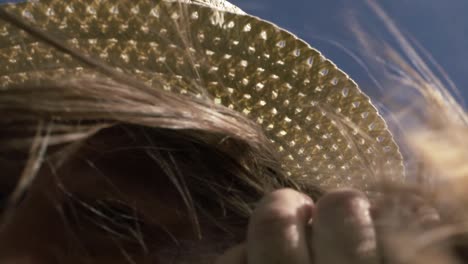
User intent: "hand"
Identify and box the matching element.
[216,188,377,264]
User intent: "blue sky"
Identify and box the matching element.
[231,0,468,106]
[1,0,466,106]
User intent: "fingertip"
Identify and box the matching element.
[249,189,314,237]
[313,189,377,264]
[247,188,315,264]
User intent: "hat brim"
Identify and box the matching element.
[0,0,404,189]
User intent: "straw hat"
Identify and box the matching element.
[0,0,404,190]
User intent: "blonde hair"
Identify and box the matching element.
[0,6,325,245]
[1,1,468,262]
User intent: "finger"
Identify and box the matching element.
[247,188,314,264]
[215,244,246,264]
[313,189,377,264]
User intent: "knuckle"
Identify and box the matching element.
[317,188,369,213]
[252,204,297,228]
[249,188,312,235]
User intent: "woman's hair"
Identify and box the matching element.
[1,1,468,263]
[0,6,324,245]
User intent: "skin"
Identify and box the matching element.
[0,130,213,263]
[0,162,377,264]
[0,128,439,263]
[216,188,377,264]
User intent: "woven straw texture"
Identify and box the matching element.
[0,0,405,190]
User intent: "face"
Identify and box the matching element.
[0,129,463,264]
[0,127,239,263]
